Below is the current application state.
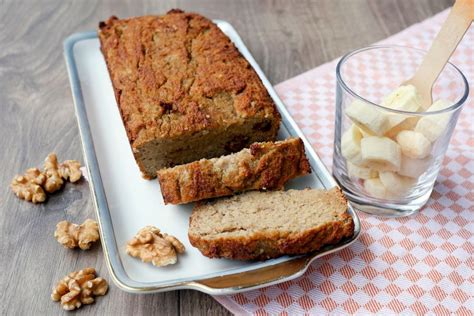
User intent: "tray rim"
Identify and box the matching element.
[63,20,361,295]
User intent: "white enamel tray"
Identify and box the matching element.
[63,20,361,295]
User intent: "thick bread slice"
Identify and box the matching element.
[188,187,354,260]
[157,138,310,204]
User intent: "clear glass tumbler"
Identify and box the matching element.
[333,45,469,217]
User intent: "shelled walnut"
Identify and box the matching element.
[54,219,100,250]
[44,153,65,193]
[51,268,108,311]
[59,160,82,183]
[126,226,185,267]
[10,168,47,203]
[10,153,82,203]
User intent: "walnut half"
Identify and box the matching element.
[10,168,47,203]
[126,226,185,267]
[11,153,82,204]
[54,219,100,250]
[51,268,108,311]
[59,160,82,183]
[44,153,65,193]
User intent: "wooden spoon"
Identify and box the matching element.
[403,0,474,110]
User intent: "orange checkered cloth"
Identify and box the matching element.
[214,9,473,315]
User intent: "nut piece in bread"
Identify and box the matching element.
[188,187,354,260]
[157,137,311,204]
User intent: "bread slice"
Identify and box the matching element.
[188,187,354,260]
[157,138,311,204]
[98,10,281,179]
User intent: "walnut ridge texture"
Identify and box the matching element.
[58,160,82,183]
[51,268,108,311]
[10,153,82,203]
[10,168,47,203]
[98,9,281,178]
[54,219,100,250]
[157,137,311,204]
[126,226,185,267]
[43,153,64,193]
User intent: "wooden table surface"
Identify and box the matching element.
[0,0,451,315]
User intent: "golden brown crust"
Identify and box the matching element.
[188,213,354,260]
[98,10,281,177]
[157,138,311,204]
[188,187,354,260]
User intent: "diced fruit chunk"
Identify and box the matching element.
[345,100,390,136]
[382,85,422,129]
[396,130,432,159]
[415,100,451,142]
[347,161,378,180]
[382,85,422,111]
[384,116,419,139]
[398,155,432,178]
[358,126,372,137]
[341,124,365,165]
[364,178,388,199]
[360,136,401,172]
[379,171,416,196]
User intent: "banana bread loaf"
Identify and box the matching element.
[98,10,281,179]
[188,187,354,260]
[157,138,311,204]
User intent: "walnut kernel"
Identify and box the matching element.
[59,160,82,183]
[10,168,47,203]
[11,153,82,204]
[44,153,64,193]
[126,226,185,267]
[163,233,186,253]
[54,219,100,250]
[51,268,108,311]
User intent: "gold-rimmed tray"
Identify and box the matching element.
[63,20,361,295]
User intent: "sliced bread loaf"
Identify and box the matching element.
[157,138,310,204]
[188,187,354,260]
[99,11,281,179]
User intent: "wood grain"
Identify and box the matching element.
[0,0,451,315]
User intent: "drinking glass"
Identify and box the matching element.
[333,45,469,217]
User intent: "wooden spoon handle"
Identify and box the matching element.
[414,0,473,86]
